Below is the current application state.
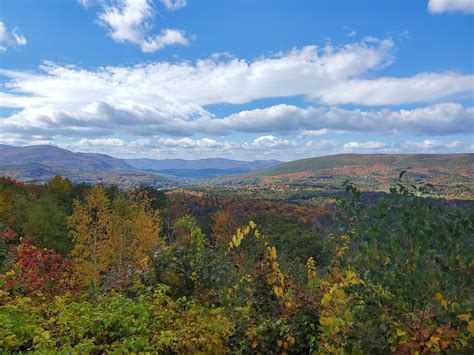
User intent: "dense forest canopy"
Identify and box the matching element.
[0,173,473,353]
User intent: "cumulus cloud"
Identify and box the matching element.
[80,0,189,52]
[428,0,474,14]
[401,139,474,151]
[0,38,472,158]
[0,39,398,114]
[199,103,474,136]
[58,135,316,160]
[49,136,473,160]
[0,39,471,110]
[343,141,387,150]
[161,0,187,11]
[314,72,474,105]
[243,135,295,149]
[0,21,27,52]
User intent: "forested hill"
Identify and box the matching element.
[0,144,173,188]
[0,145,280,181]
[212,153,474,199]
[251,153,474,177]
[0,144,133,171]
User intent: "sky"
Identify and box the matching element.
[0,0,473,161]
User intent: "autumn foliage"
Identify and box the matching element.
[0,174,473,352]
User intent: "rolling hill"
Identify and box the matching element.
[0,144,133,171]
[0,145,174,187]
[215,153,474,198]
[251,153,474,177]
[0,144,280,183]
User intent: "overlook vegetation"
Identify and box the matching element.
[0,173,473,353]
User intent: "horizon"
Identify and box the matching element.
[1,0,473,160]
[1,142,473,165]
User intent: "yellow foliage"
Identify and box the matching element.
[435,292,449,310]
[270,246,277,260]
[68,188,162,291]
[468,320,474,336]
[306,257,316,282]
[273,285,283,298]
[457,313,471,322]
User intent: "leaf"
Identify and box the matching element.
[270,246,277,260]
[273,286,283,297]
[457,313,471,322]
[396,328,407,337]
[335,289,345,300]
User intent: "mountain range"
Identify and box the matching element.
[0,144,280,183]
[0,145,472,196]
[0,144,133,171]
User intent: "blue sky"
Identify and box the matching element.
[0,0,473,160]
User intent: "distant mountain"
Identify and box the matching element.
[215,153,474,198]
[0,144,280,184]
[0,144,133,171]
[251,153,474,177]
[125,158,281,178]
[0,145,173,187]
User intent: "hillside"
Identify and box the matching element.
[251,153,474,177]
[214,153,474,199]
[0,144,133,171]
[0,145,175,187]
[0,145,281,182]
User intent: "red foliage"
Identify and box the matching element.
[1,228,17,241]
[0,176,25,187]
[15,241,73,294]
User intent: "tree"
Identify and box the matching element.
[46,176,73,212]
[14,241,72,294]
[211,210,234,248]
[109,193,162,283]
[152,215,208,297]
[67,187,112,293]
[133,185,168,211]
[68,188,162,292]
[23,195,70,253]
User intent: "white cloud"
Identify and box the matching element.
[0,39,471,112]
[78,0,93,7]
[401,139,474,152]
[428,0,474,14]
[343,141,387,150]
[140,28,188,52]
[81,0,189,52]
[76,137,127,147]
[314,72,474,105]
[161,0,187,11]
[0,39,472,158]
[244,135,295,149]
[43,136,472,160]
[199,103,473,136]
[341,141,400,154]
[0,21,27,52]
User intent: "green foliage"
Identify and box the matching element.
[0,174,473,353]
[0,286,233,353]
[23,195,70,253]
[152,215,211,298]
